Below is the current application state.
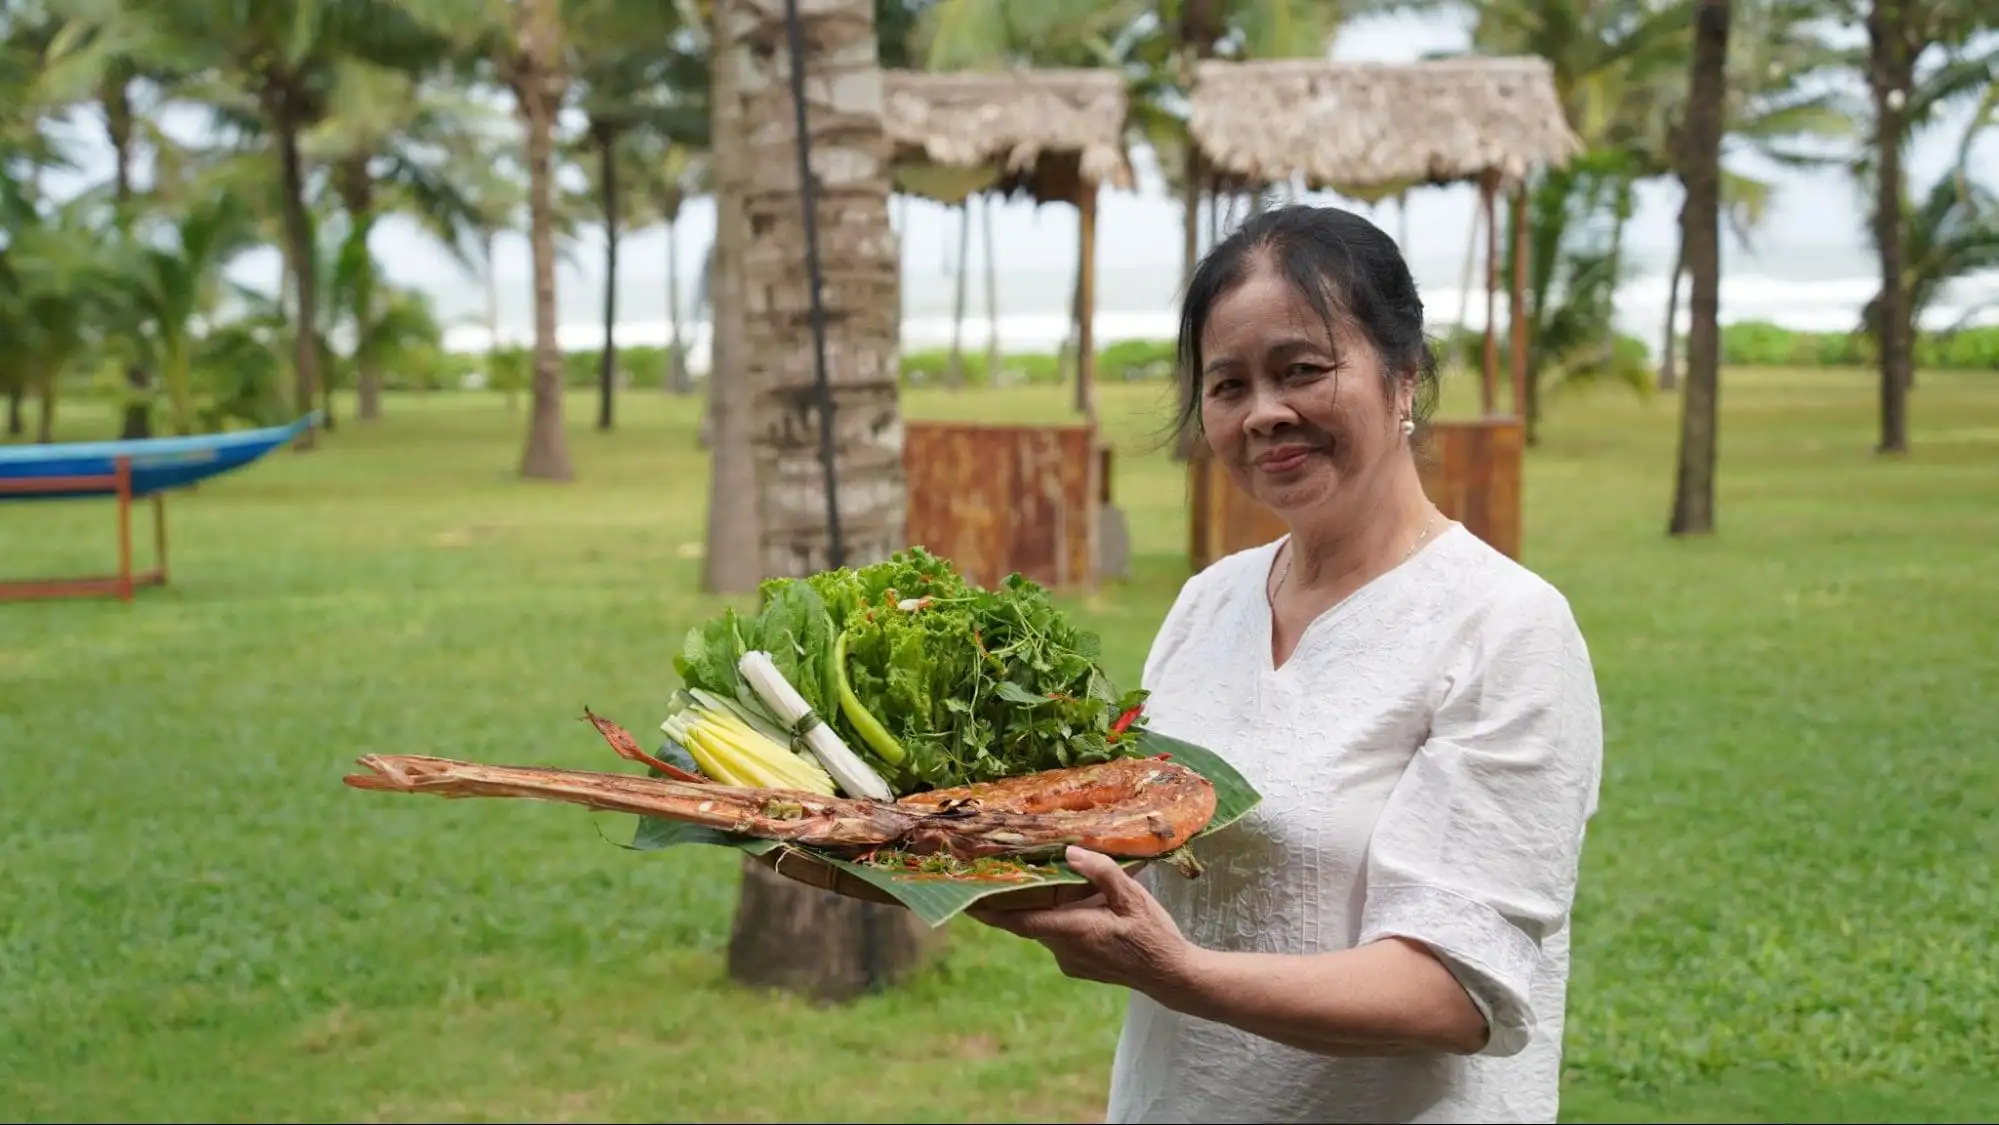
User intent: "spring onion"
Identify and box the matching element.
[738,649,894,802]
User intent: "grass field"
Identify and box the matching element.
[3,367,1996,1123]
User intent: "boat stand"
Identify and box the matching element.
[0,456,169,604]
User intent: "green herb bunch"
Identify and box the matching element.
[670,547,1150,796]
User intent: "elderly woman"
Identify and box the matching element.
[974,204,1604,1124]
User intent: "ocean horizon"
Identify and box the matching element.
[435,254,1999,371]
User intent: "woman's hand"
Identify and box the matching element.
[969,846,1194,996]
[973,851,1491,1059]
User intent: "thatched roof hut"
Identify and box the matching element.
[879,69,1134,206]
[1187,56,1582,197]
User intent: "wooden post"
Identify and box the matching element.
[1077,183,1101,593]
[115,457,134,603]
[153,493,169,586]
[1076,187,1098,421]
[1481,174,1500,415]
[1510,182,1530,420]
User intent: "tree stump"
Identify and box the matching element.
[725,855,943,1004]
[1098,502,1131,582]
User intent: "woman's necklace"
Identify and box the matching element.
[1274,508,1440,602]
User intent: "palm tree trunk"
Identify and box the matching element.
[597,128,620,432]
[36,372,56,443]
[338,157,385,422]
[667,217,691,393]
[1670,0,1729,537]
[514,11,575,482]
[702,6,759,591]
[720,0,933,1001]
[1866,0,1913,454]
[485,228,512,411]
[1058,267,1081,384]
[1174,144,1203,460]
[1073,192,1096,418]
[276,116,322,449]
[107,73,152,441]
[1603,176,1632,360]
[1659,206,1686,391]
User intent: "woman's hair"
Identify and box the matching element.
[1171,203,1441,446]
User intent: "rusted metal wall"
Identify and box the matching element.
[903,421,1096,591]
[1188,418,1525,571]
[1187,452,1289,573]
[1416,418,1523,561]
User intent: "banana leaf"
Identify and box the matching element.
[626,728,1261,927]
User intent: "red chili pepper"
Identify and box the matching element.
[1110,704,1143,735]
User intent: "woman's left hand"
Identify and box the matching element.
[969,846,1195,996]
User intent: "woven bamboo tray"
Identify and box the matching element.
[755,845,1142,913]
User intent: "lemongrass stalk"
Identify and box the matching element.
[738,650,894,802]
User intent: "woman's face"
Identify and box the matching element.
[1196,257,1413,520]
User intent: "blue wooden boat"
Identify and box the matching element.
[0,414,318,502]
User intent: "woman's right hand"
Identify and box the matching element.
[966,847,1195,998]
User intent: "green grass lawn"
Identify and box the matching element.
[3,368,1995,1123]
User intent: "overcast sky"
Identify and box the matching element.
[33,9,1997,320]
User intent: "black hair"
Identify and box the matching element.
[1171,203,1441,447]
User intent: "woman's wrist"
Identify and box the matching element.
[1144,941,1233,1020]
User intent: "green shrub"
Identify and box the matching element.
[1717,320,1998,371]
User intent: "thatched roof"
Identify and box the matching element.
[879,69,1134,207]
[1187,56,1582,196]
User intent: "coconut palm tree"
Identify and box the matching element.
[1655,0,1857,390]
[495,0,577,479]
[641,136,709,395]
[567,0,707,431]
[709,0,935,1002]
[299,60,496,420]
[0,192,126,442]
[1830,1,1996,449]
[33,0,210,435]
[1859,107,1999,345]
[123,0,466,450]
[108,180,263,434]
[1670,0,1730,537]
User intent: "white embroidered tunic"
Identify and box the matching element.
[1105,525,1604,1124]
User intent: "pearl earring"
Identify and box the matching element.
[1400,416,1415,436]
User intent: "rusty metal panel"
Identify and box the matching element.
[1416,419,1524,561]
[903,421,1095,591]
[1188,452,1286,573]
[1188,418,1525,571]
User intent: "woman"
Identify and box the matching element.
[973,204,1604,1124]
